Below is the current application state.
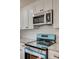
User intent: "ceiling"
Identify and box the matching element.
[20,0,37,8]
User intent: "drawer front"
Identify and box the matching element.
[48,50,59,59]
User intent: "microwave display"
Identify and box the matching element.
[46,13,51,22]
[33,15,44,24]
[46,10,53,24]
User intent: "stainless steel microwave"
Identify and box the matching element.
[33,10,53,25]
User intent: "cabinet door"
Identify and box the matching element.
[33,0,53,14]
[20,6,33,29]
[48,50,55,59]
[23,8,29,29]
[33,0,44,14]
[44,0,53,11]
[28,9,33,29]
[20,8,29,29]
[20,9,24,29]
[32,2,37,14]
[53,0,59,28]
[20,43,25,59]
[36,0,44,13]
[48,50,59,59]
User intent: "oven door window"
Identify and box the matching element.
[25,48,46,59]
[25,53,46,59]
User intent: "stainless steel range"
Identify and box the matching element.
[25,34,56,59]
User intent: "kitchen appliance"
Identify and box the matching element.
[37,34,56,46]
[25,34,56,59]
[33,10,53,25]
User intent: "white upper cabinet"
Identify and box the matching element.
[53,0,59,28]
[33,0,44,14]
[20,9,24,29]
[20,5,33,29]
[20,8,29,29]
[44,0,53,11]
[33,0,53,15]
[20,9,28,29]
[28,9,33,29]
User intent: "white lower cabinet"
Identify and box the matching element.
[20,43,25,59]
[20,49,24,59]
[48,50,59,59]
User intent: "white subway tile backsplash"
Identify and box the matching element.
[20,25,59,41]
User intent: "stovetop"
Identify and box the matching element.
[25,34,56,50]
[25,41,54,50]
[37,41,53,46]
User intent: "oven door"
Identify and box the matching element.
[25,48,46,59]
[25,53,42,59]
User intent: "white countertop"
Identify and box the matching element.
[48,43,59,52]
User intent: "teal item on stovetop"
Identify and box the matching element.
[37,34,56,41]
